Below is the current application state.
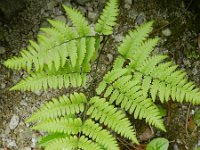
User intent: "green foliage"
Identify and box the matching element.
[95,0,119,35]
[146,138,169,150]
[4,0,200,149]
[194,109,200,126]
[4,5,96,91]
[26,93,130,149]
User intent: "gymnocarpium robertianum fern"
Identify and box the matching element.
[3,0,200,149]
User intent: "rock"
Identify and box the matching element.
[76,0,91,5]
[22,147,31,150]
[7,139,17,148]
[1,82,6,88]
[89,24,95,35]
[124,0,132,9]
[54,7,62,16]
[173,143,179,150]
[0,46,5,54]
[198,138,200,146]
[125,0,132,5]
[55,15,67,23]
[47,1,57,10]
[11,73,20,84]
[183,58,191,67]
[40,21,49,28]
[4,126,10,134]
[128,9,138,19]
[88,12,97,22]
[198,34,200,49]
[63,1,72,7]
[162,28,172,37]
[135,13,146,25]
[78,6,87,15]
[192,67,198,75]
[0,0,25,20]
[115,34,123,42]
[31,134,38,148]
[105,54,113,64]
[18,128,33,141]
[9,114,20,130]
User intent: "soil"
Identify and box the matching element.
[0,0,200,149]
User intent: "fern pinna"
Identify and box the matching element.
[4,0,200,149]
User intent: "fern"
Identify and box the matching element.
[26,92,86,122]
[63,6,90,36]
[87,96,138,144]
[27,93,134,149]
[95,0,119,35]
[4,8,98,91]
[4,0,200,149]
[96,69,166,131]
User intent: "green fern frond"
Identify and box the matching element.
[26,92,87,122]
[128,38,160,68]
[38,133,69,148]
[87,96,139,144]
[82,119,119,150]
[63,6,90,36]
[43,137,76,150]
[32,117,82,134]
[10,66,86,91]
[115,21,200,105]
[129,49,200,104]
[95,0,119,35]
[96,71,166,131]
[78,136,103,150]
[113,56,125,69]
[44,136,102,150]
[118,21,153,59]
[82,37,97,72]
[47,19,77,39]
[4,21,76,71]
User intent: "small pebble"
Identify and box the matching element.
[192,67,198,75]
[7,139,18,148]
[105,53,113,64]
[191,109,195,115]
[76,0,91,5]
[54,15,67,23]
[162,28,172,37]
[88,12,97,22]
[115,34,123,42]
[1,83,6,89]
[47,1,57,10]
[9,114,20,130]
[173,143,179,150]
[0,46,5,54]
[124,0,132,9]
[22,147,31,150]
[135,13,146,25]
[183,58,191,67]
[33,90,42,96]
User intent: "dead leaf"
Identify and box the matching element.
[134,144,146,150]
[139,127,154,142]
[187,116,197,132]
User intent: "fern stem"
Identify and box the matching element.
[47,34,103,53]
[95,36,108,71]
